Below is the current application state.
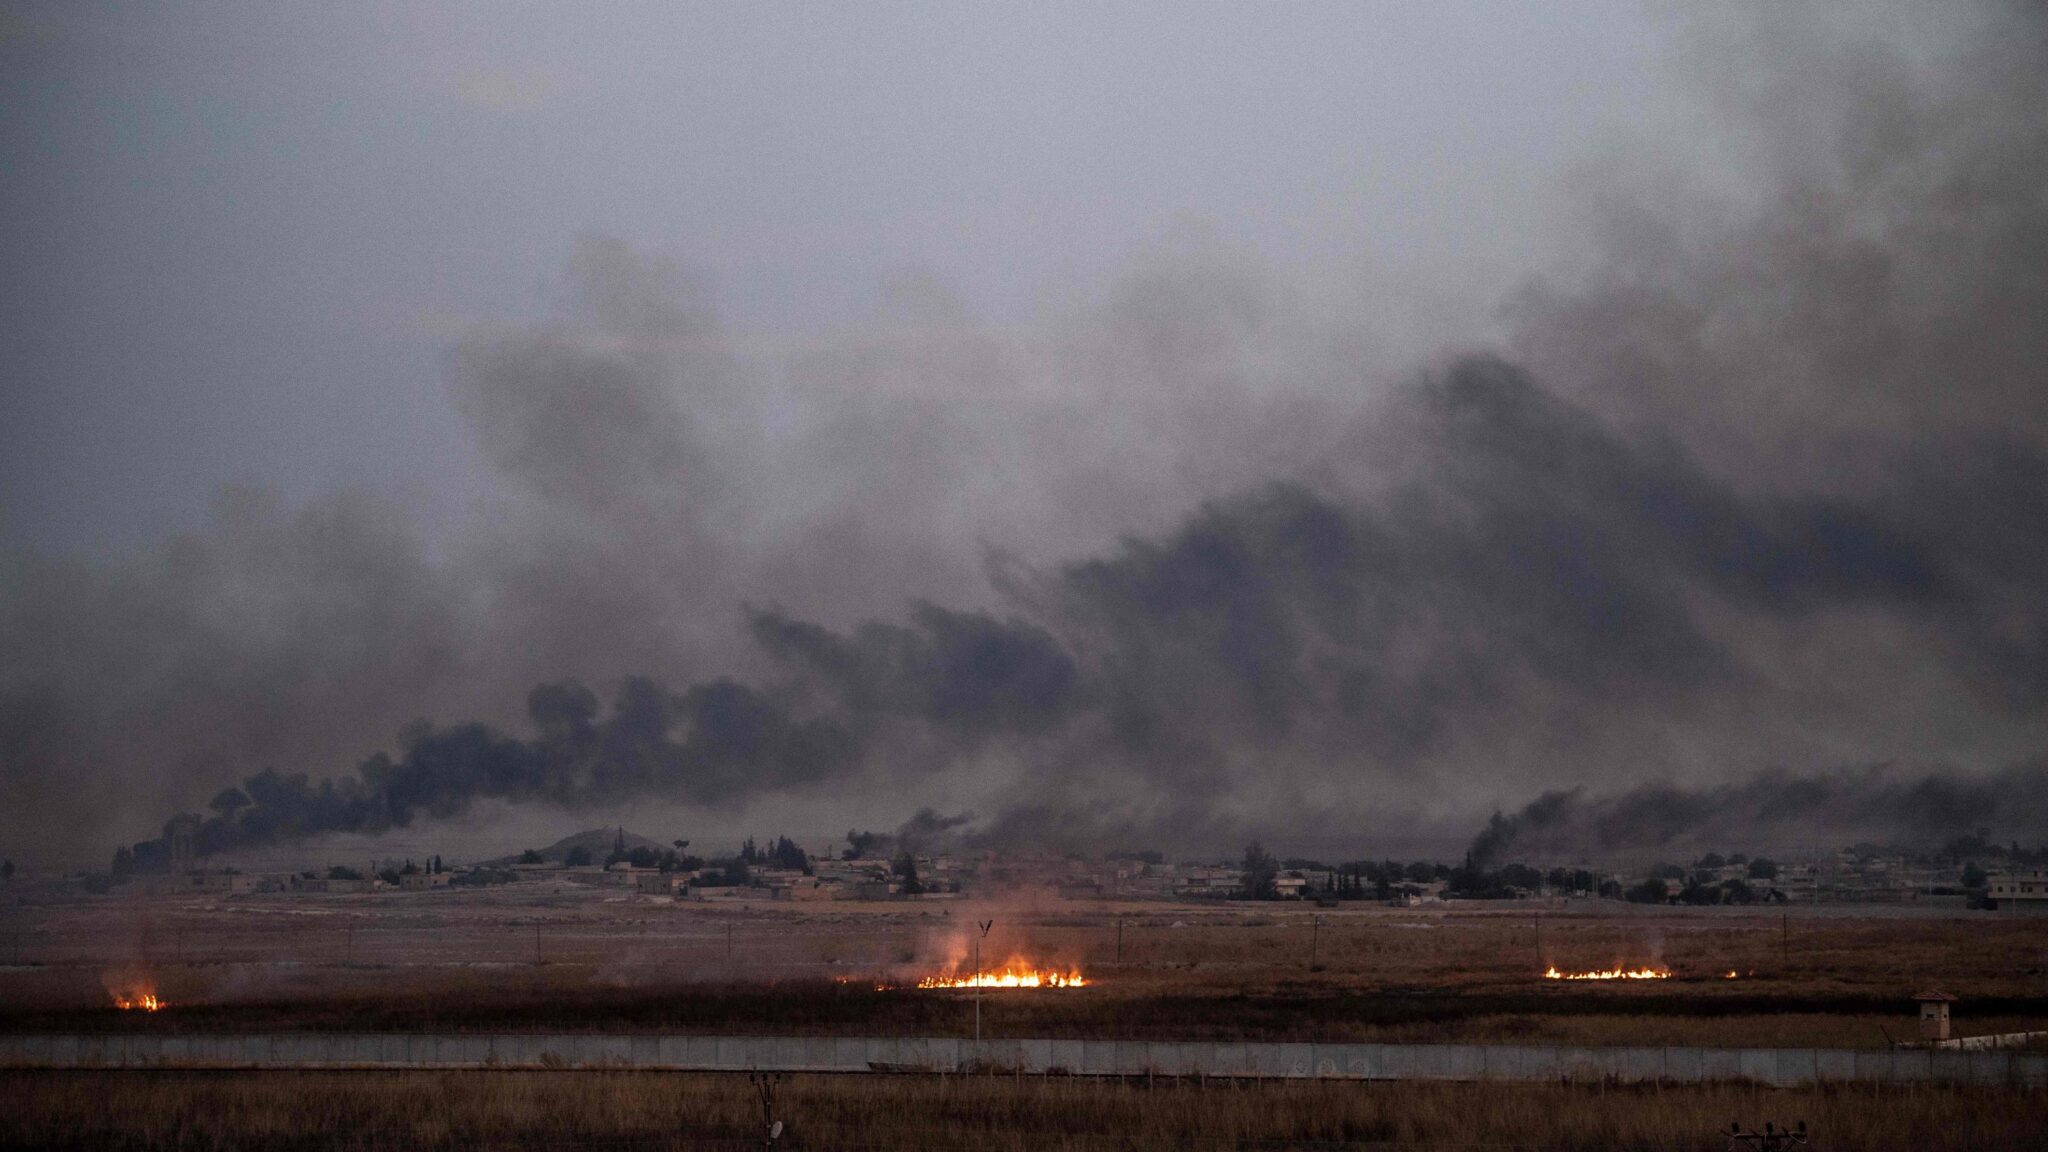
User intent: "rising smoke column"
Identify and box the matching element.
[116,355,2048,866]
[1464,764,2048,865]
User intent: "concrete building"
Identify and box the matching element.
[635,873,684,896]
[293,875,374,894]
[1989,869,2048,915]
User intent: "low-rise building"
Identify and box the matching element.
[1989,869,2048,915]
[146,870,256,895]
[770,877,842,901]
[293,875,375,894]
[636,873,684,896]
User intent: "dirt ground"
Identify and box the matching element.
[3,879,2046,1048]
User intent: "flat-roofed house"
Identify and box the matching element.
[1989,869,2048,915]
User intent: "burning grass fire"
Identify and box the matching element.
[105,969,166,1011]
[1543,966,1670,981]
[868,962,1088,991]
[916,965,1087,989]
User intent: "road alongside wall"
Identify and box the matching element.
[4,1033,2044,1086]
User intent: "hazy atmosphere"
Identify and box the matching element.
[4,1,2045,869]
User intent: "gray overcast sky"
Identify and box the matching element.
[2,1,1686,558]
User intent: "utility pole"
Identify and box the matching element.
[750,1072,783,1148]
[974,919,993,1066]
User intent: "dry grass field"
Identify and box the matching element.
[6,884,2047,1149]
[4,1069,2045,1151]
[4,881,2047,1048]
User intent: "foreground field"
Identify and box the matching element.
[4,883,2046,1049]
[4,1069,2043,1151]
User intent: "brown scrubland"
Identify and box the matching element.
[4,1069,2046,1151]
[5,888,2047,1148]
[4,887,2045,1049]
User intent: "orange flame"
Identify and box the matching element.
[876,960,1087,990]
[113,991,164,1011]
[916,965,1087,989]
[1543,965,1669,981]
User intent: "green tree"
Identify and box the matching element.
[565,845,594,867]
[1961,862,1988,888]
[1240,842,1279,900]
[519,849,544,865]
[1746,858,1779,881]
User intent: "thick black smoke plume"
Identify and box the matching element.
[120,678,857,871]
[118,357,2048,866]
[1466,764,2048,867]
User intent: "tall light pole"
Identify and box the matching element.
[974,918,993,1065]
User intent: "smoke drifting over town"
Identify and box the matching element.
[4,4,2046,867]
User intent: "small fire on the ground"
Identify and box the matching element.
[112,991,165,1011]
[1543,965,1670,981]
[917,965,1086,989]
[871,963,1087,990]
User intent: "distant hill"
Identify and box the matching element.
[483,828,675,867]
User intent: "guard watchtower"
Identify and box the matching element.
[1914,990,1956,1042]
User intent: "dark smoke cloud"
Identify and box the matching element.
[10,5,2048,866]
[1467,763,2048,867]
[1508,4,2048,484]
[123,676,858,869]
[102,353,2048,865]
[95,348,2048,866]
[748,603,1081,736]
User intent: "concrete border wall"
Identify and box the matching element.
[1,1033,2041,1086]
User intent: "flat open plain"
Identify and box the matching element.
[4,879,2046,1046]
[5,881,2047,1149]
